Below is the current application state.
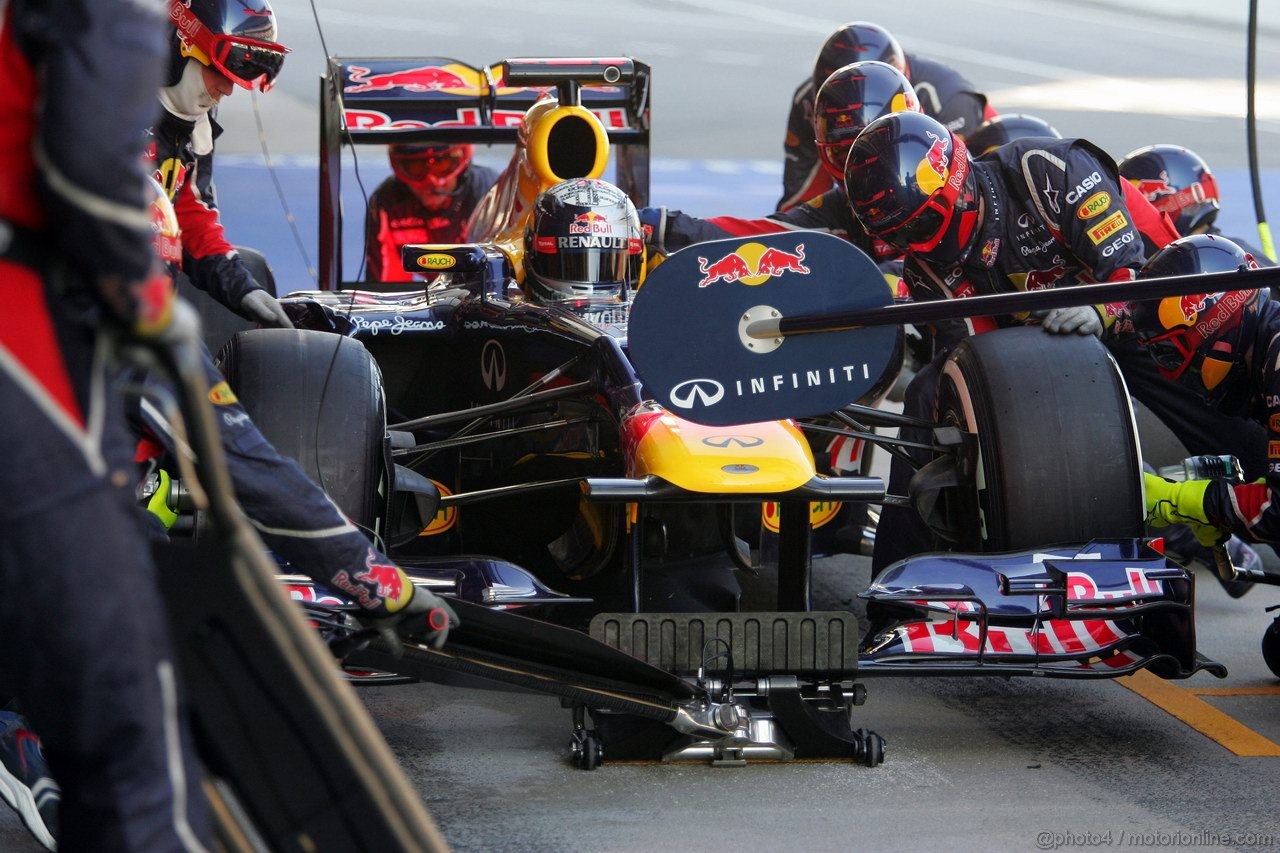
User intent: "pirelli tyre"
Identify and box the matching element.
[934,327,1144,551]
[217,328,387,533]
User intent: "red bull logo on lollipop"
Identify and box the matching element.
[696,242,810,288]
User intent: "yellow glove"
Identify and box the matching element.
[1144,472,1228,547]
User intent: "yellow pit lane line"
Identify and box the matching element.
[1119,671,1280,757]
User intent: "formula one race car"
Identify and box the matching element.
[204,56,1254,768]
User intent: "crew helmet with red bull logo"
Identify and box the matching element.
[814,61,919,182]
[524,179,645,305]
[964,113,1061,157]
[167,0,289,92]
[845,111,979,263]
[390,143,473,202]
[812,22,907,93]
[1118,144,1220,236]
[1131,234,1263,407]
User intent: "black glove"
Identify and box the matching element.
[239,289,294,329]
[359,584,459,657]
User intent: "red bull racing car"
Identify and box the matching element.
[202,56,1237,769]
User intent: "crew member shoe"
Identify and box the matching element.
[0,710,59,850]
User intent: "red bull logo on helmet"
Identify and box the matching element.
[1129,175,1174,202]
[570,211,614,235]
[1179,293,1216,323]
[696,242,810,288]
[915,130,950,194]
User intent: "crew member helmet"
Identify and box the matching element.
[168,0,288,91]
[814,61,919,182]
[1118,144,1220,236]
[845,111,978,262]
[812,22,907,93]
[1131,234,1263,406]
[964,113,1062,156]
[524,179,645,304]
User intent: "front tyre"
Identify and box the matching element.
[935,327,1144,552]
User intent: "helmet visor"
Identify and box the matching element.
[171,1,288,91]
[530,237,643,301]
[1142,327,1198,381]
[876,198,950,253]
[210,37,287,91]
[817,140,854,181]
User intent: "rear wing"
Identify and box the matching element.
[320,56,652,290]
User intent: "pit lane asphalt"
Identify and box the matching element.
[3,2,1279,849]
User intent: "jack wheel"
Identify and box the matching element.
[856,728,885,767]
[1262,619,1280,679]
[570,731,603,771]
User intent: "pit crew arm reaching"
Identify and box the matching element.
[169,129,291,326]
[1022,140,1158,336]
[640,187,873,257]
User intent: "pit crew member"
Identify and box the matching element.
[1134,236,1280,555]
[842,111,1207,572]
[152,0,292,328]
[779,21,993,211]
[0,0,211,847]
[1120,144,1275,265]
[141,0,457,639]
[363,143,497,282]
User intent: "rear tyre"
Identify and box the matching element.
[217,328,387,533]
[935,327,1144,552]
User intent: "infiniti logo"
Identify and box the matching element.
[481,339,506,391]
[669,378,725,409]
[702,435,764,448]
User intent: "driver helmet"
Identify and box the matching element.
[167,0,289,92]
[964,113,1061,156]
[1131,234,1263,406]
[812,22,908,93]
[1118,144,1220,236]
[390,143,473,207]
[148,177,183,274]
[814,61,919,182]
[845,111,979,263]
[524,178,645,305]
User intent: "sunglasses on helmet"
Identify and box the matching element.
[169,1,289,92]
